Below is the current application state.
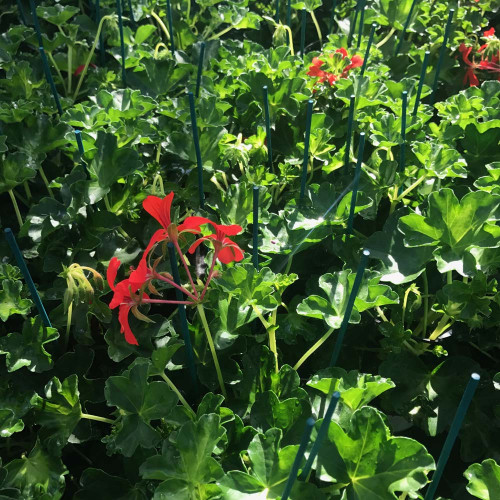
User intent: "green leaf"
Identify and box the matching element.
[297,270,398,329]
[465,459,500,500]
[366,208,434,284]
[36,5,80,25]
[30,375,82,455]
[74,468,148,500]
[3,443,67,499]
[0,409,24,437]
[0,279,32,321]
[316,406,435,499]
[219,428,324,499]
[88,131,143,189]
[412,142,468,179]
[104,359,179,456]
[398,188,500,275]
[0,316,59,373]
[0,152,37,194]
[140,414,226,493]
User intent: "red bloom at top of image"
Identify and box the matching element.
[187,220,244,264]
[484,27,495,38]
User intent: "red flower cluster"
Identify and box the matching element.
[307,48,364,87]
[107,193,244,344]
[459,28,499,86]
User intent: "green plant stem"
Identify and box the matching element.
[396,175,426,201]
[208,25,233,41]
[47,50,67,96]
[252,304,279,373]
[73,15,112,100]
[14,189,29,207]
[294,327,334,370]
[39,167,54,198]
[159,372,195,416]
[64,301,72,350]
[156,144,162,163]
[23,181,32,201]
[447,270,452,285]
[8,189,23,228]
[375,27,396,48]
[151,10,171,40]
[196,304,227,398]
[428,314,452,341]
[174,240,199,299]
[310,10,322,43]
[422,271,428,337]
[80,413,115,424]
[67,45,73,95]
[154,272,199,302]
[401,286,412,328]
[283,25,295,55]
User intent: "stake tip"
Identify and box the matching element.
[359,131,366,137]
[4,227,13,234]
[350,94,356,100]
[332,391,341,400]
[75,130,81,136]
[362,248,371,257]
[471,373,480,381]
[253,185,259,192]
[306,417,315,427]
[402,90,408,96]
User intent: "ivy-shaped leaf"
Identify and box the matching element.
[0,316,59,372]
[465,459,500,500]
[104,359,178,456]
[0,279,32,321]
[316,406,435,499]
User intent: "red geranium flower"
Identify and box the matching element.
[74,63,97,76]
[459,43,480,86]
[142,193,207,260]
[307,57,326,77]
[107,257,150,345]
[187,221,244,264]
[484,28,495,38]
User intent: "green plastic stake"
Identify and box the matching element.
[424,373,480,500]
[95,0,105,66]
[16,0,28,25]
[399,91,408,173]
[356,4,366,49]
[412,50,430,117]
[344,94,356,170]
[330,249,370,366]
[188,92,204,209]
[126,0,135,25]
[298,392,341,480]
[346,132,365,235]
[300,8,306,56]
[39,47,63,115]
[166,0,175,53]
[360,23,376,77]
[195,42,206,98]
[394,0,420,56]
[167,242,199,393]
[275,0,280,22]
[282,417,315,499]
[4,228,52,328]
[252,186,259,269]
[430,9,454,105]
[286,0,292,40]
[28,0,43,46]
[347,1,360,47]
[262,86,273,170]
[300,99,314,200]
[329,0,337,34]
[116,0,127,85]
[75,130,85,156]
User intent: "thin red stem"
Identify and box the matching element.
[153,271,199,301]
[200,250,218,300]
[142,298,194,305]
[173,240,199,298]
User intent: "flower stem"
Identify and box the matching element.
[73,15,112,100]
[396,175,426,201]
[208,25,233,41]
[67,45,72,95]
[142,298,194,305]
[47,50,67,96]
[159,372,195,416]
[154,272,199,302]
[422,271,428,338]
[200,252,218,300]
[64,301,72,350]
[80,412,114,424]
[293,327,334,370]
[23,181,32,201]
[8,190,23,228]
[151,11,171,40]
[375,27,396,48]
[174,240,199,299]
[39,167,54,198]
[310,11,322,44]
[196,303,227,398]
[251,304,279,373]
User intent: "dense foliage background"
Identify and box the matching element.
[0,0,500,498]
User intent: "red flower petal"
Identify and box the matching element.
[180,216,212,230]
[218,240,244,264]
[484,28,495,38]
[336,48,348,58]
[216,224,243,236]
[143,193,174,230]
[187,235,211,254]
[142,228,168,262]
[118,305,139,345]
[129,259,150,292]
[107,257,121,291]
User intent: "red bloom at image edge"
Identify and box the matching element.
[484,28,495,38]
[107,257,149,345]
[187,221,244,264]
[74,63,97,76]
